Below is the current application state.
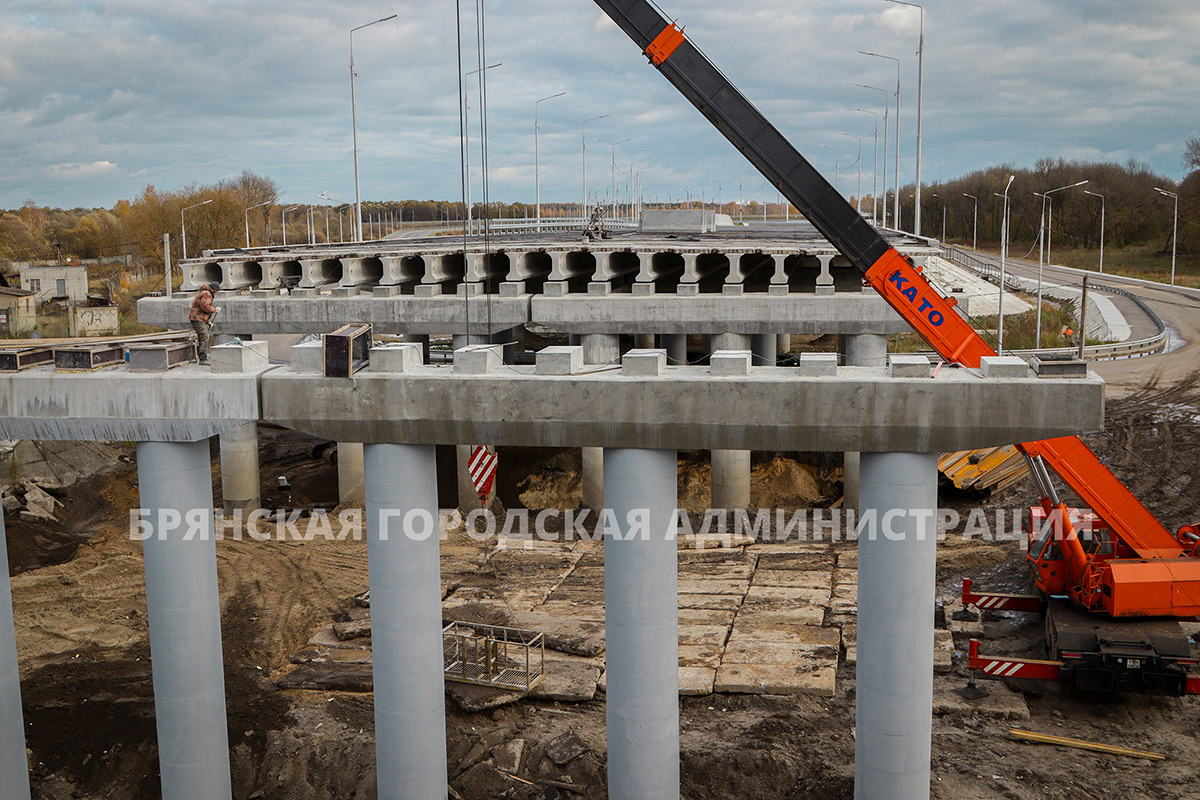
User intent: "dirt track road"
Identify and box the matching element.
[962,249,1200,397]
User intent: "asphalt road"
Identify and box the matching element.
[963,249,1200,397]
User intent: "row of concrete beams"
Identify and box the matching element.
[0,344,1102,800]
[137,289,913,338]
[178,240,938,294]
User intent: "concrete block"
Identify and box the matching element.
[710,350,751,377]
[371,285,403,297]
[676,283,700,296]
[677,593,742,611]
[289,340,323,373]
[587,282,611,296]
[980,355,1030,378]
[714,659,836,697]
[797,352,838,377]
[730,606,825,629]
[211,340,269,373]
[330,287,360,297]
[499,281,524,297]
[768,285,789,296]
[815,284,835,296]
[675,578,749,596]
[678,625,730,647]
[543,281,569,297]
[889,354,932,378]
[721,284,744,296]
[454,344,502,375]
[621,348,666,377]
[931,683,1029,720]
[679,666,716,696]
[752,570,831,590]
[934,629,955,673]
[725,625,840,651]
[631,282,655,296]
[1032,354,1087,378]
[743,586,831,606]
[456,282,484,297]
[536,345,583,376]
[678,644,724,669]
[369,343,422,373]
[723,637,840,663]
[414,284,442,297]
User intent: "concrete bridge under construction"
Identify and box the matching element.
[0,221,1108,800]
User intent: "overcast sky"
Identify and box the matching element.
[2,1,1199,210]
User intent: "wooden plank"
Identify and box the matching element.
[1008,728,1165,761]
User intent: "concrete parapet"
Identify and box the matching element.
[798,352,838,377]
[888,354,932,378]
[210,340,268,373]
[980,356,1030,378]
[622,349,666,377]
[710,350,751,377]
[536,346,583,376]
[1032,355,1088,378]
[454,344,502,375]
[261,364,1105,452]
[370,343,423,373]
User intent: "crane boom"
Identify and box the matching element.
[591,0,1200,617]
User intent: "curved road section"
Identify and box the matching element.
[946,247,1200,397]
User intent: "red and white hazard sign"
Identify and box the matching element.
[468,445,498,501]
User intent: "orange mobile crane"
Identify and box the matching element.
[592,0,1200,695]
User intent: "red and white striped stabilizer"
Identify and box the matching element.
[967,638,1063,682]
[468,445,498,502]
[961,578,1043,612]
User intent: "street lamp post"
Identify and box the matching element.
[860,52,901,230]
[281,205,299,247]
[857,84,890,227]
[1155,187,1179,285]
[962,193,978,250]
[243,200,271,249]
[462,62,502,237]
[535,91,566,232]
[816,143,838,194]
[996,175,1015,351]
[838,131,870,215]
[349,14,397,244]
[730,175,743,223]
[181,199,214,261]
[1083,190,1105,274]
[850,107,879,225]
[581,114,610,219]
[1035,180,1088,346]
[594,137,633,221]
[884,0,923,235]
[931,193,946,242]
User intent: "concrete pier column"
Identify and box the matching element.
[218,422,260,515]
[338,442,365,505]
[604,448,679,800]
[493,326,522,364]
[135,441,231,800]
[452,333,489,351]
[711,333,752,509]
[581,333,620,366]
[402,333,430,363]
[0,511,30,800]
[634,334,656,350]
[662,333,687,365]
[856,452,938,800]
[363,443,448,800]
[777,333,791,355]
[841,334,888,506]
[580,335,619,509]
[750,333,777,367]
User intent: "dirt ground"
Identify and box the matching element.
[7,384,1200,799]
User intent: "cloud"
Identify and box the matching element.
[47,161,119,178]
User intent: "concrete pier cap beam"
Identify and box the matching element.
[261,365,1106,451]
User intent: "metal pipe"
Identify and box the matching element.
[604,448,679,800]
[364,443,448,800]
[856,451,938,800]
[0,509,30,800]
[135,440,231,800]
